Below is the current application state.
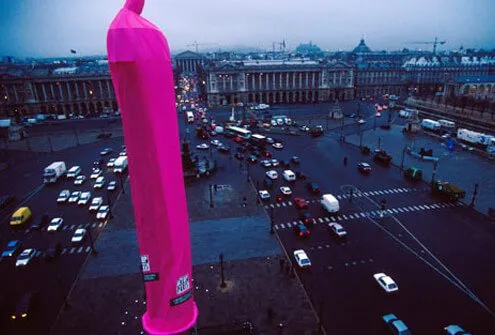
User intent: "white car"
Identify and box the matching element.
[328,222,347,238]
[375,112,381,117]
[210,139,222,147]
[261,160,272,168]
[293,249,311,268]
[357,119,366,124]
[107,181,117,191]
[299,125,310,132]
[272,142,284,150]
[68,191,81,203]
[96,205,110,220]
[266,170,278,180]
[196,143,209,150]
[78,191,92,205]
[89,197,103,211]
[280,186,292,196]
[119,151,127,156]
[270,119,277,126]
[71,228,87,243]
[74,175,86,185]
[15,248,36,267]
[258,190,271,200]
[107,158,116,167]
[94,176,105,189]
[90,169,102,179]
[47,217,64,232]
[57,190,70,203]
[100,148,112,156]
[270,159,279,167]
[374,273,399,293]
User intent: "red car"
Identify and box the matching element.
[233,136,243,143]
[294,198,309,209]
[262,151,272,158]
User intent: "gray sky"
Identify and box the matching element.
[0,0,494,58]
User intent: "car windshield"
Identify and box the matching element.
[388,283,397,289]
[74,231,84,237]
[11,216,21,221]
[18,252,31,259]
[301,259,310,264]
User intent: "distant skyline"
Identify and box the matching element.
[0,0,494,58]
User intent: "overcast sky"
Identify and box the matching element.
[0,0,494,58]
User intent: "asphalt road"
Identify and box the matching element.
[0,136,125,335]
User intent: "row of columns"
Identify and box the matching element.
[177,59,201,73]
[244,72,320,91]
[32,79,115,103]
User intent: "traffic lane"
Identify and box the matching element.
[0,249,87,335]
[279,219,495,334]
[396,206,495,309]
[26,117,121,135]
[0,137,124,225]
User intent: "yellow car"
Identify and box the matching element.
[10,207,32,226]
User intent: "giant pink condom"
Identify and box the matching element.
[107,0,198,333]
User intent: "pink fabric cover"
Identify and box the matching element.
[107,0,198,333]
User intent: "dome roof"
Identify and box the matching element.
[353,38,372,53]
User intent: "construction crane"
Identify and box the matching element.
[186,41,217,53]
[407,37,446,54]
[272,40,287,54]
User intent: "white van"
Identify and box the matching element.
[282,170,296,182]
[67,166,81,178]
[321,194,340,213]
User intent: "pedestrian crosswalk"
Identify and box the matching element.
[35,245,93,258]
[31,221,107,233]
[264,187,427,209]
[273,201,460,230]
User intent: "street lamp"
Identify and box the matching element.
[431,160,438,185]
[469,183,479,208]
[219,253,226,288]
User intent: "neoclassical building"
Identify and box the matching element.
[203,59,354,106]
[174,51,205,74]
[444,75,495,101]
[0,61,117,118]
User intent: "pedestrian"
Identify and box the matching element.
[214,184,218,193]
[343,156,348,166]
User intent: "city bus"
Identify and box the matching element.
[226,126,252,139]
[186,111,194,123]
[249,134,266,147]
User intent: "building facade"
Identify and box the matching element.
[354,61,405,98]
[444,75,495,101]
[0,61,117,119]
[174,51,205,74]
[203,59,354,107]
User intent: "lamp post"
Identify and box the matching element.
[209,183,214,208]
[431,160,438,185]
[469,183,479,208]
[400,145,407,170]
[269,207,275,234]
[219,253,226,288]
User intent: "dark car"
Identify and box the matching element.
[263,178,273,189]
[307,182,320,193]
[0,195,16,209]
[237,146,247,153]
[234,153,244,160]
[233,136,244,143]
[45,242,62,260]
[30,214,50,231]
[295,171,307,180]
[294,224,310,238]
[93,158,104,167]
[357,162,372,174]
[223,131,235,139]
[12,292,39,321]
[300,212,316,227]
[291,156,300,164]
[247,155,258,163]
[218,145,230,154]
[280,160,290,167]
[252,150,261,157]
[1,240,21,258]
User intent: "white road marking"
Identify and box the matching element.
[92,223,97,228]
[77,247,83,253]
[275,225,279,230]
[318,218,324,223]
[331,217,336,221]
[377,191,384,195]
[363,192,369,196]
[288,201,292,206]
[392,209,399,213]
[360,213,366,217]
[403,207,410,212]
[85,246,91,253]
[98,222,104,227]
[69,224,76,230]
[35,251,42,257]
[270,204,274,208]
[280,223,285,229]
[276,203,281,208]
[70,247,76,254]
[397,208,405,213]
[342,215,348,220]
[324,217,330,222]
[286,222,292,228]
[61,248,67,255]
[337,195,342,200]
[264,205,269,209]
[282,203,286,207]
[336,216,342,220]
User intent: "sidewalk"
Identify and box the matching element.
[50,177,318,334]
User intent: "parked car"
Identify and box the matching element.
[96,205,110,220]
[307,182,320,193]
[266,170,278,180]
[90,169,102,179]
[294,198,309,209]
[78,192,92,205]
[89,197,103,211]
[291,156,300,164]
[57,190,70,203]
[294,224,310,238]
[196,143,209,150]
[2,240,21,258]
[357,162,372,174]
[293,249,311,268]
[107,181,117,191]
[374,273,398,293]
[71,228,87,243]
[328,222,347,239]
[443,325,471,335]
[258,190,271,201]
[107,158,116,167]
[15,249,36,267]
[247,155,258,163]
[30,214,49,231]
[272,142,284,150]
[47,217,63,232]
[94,176,106,189]
[68,191,81,203]
[280,186,292,196]
[74,175,87,185]
[382,314,411,335]
[100,148,113,156]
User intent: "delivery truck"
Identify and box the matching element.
[113,156,128,173]
[43,161,67,184]
[321,194,340,213]
[421,119,441,131]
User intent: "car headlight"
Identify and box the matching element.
[21,313,27,318]
[11,315,16,319]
